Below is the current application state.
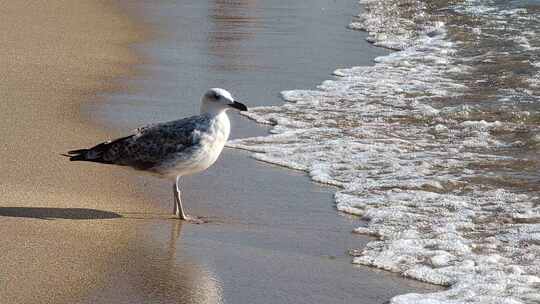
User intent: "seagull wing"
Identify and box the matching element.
[67,115,211,169]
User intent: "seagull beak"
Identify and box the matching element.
[229,101,248,111]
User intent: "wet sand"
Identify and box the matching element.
[85,0,440,303]
[0,1,439,303]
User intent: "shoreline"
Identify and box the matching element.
[85,0,441,303]
[0,1,440,303]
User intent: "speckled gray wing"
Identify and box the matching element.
[68,115,211,170]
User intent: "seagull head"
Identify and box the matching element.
[201,88,248,115]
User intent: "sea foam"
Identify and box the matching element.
[229,0,540,303]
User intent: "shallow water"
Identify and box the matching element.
[83,0,442,303]
[87,0,389,138]
[230,0,540,303]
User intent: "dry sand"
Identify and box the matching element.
[0,1,207,303]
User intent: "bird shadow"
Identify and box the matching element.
[0,207,122,220]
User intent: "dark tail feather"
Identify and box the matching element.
[64,147,98,162]
[66,152,90,162]
[64,135,133,163]
[67,148,89,155]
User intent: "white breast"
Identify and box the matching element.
[161,112,230,178]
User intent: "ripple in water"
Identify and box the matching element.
[230,0,540,303]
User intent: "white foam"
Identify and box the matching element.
[229,0,540,303]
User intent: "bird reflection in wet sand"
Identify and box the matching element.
[90,221,223,303]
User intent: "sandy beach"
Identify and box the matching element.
[1,1,439,303]
[0,1,175,303]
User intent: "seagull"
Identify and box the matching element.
[66,88,248,223]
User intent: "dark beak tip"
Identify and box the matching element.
[231,101,248,111]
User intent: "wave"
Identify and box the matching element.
[229,0,540,303]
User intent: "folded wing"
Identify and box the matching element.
[67,115,210,170]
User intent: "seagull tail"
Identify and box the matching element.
[65,147,102,162]
[65,149,91,161]
[65,135,133,163]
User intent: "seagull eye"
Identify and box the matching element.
[213,93,220,100]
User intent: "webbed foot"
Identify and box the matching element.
[181,214,205,224]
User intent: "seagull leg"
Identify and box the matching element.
[173,176,187,219]
[173,176,204,224]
